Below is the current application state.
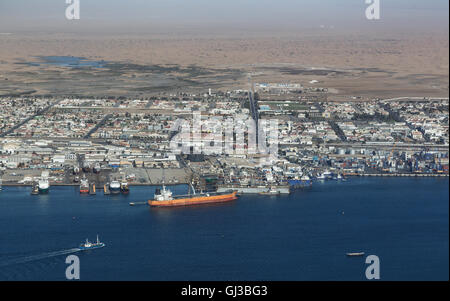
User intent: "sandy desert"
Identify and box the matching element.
[0,30,448,99]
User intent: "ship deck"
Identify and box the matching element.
[169,190,235,200]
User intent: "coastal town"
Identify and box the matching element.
[0,85,448,195]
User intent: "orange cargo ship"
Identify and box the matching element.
[148,185,237,207]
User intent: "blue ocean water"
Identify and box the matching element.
[0,177,448,281]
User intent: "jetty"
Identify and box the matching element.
[103,184,110,195]
[89,183,96,195]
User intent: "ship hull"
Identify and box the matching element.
[148,192,237,207]
[110,181,121,194]
[79,243,105,251]
[38,187,49,194]
[110,188,121,194]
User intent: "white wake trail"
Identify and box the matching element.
[0,248,81,267]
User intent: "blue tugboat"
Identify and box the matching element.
[79,235,105,251]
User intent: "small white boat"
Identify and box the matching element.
[346,252,365,257]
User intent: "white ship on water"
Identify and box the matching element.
[109,180,121,194]
[38,171,50,194]
[38,178,49,194]
[79,235,105,251]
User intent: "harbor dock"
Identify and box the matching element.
[217,184,290,195]
[103,184,110,195]
[89,183,96,195]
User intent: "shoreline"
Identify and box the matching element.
[346,174,448,178]
[1,174,447,188]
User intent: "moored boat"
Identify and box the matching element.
[300,175,312,187]
[31,182,39,195]
[289,174,312,189]
[120,181,129,194]
[38,178,49,194]
[259,187,280,195]
[323,170,333,180]
[109,180,121,194]
[80,176,89,194]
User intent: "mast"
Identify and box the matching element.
[162,168,166,192]
[190,182,196,195]
[188,180,191,196]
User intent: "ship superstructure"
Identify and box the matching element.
[79,235,105,251]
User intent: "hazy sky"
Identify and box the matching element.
[0,0,448,34]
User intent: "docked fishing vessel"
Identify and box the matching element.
[79,235,105,251]
[323,170,333,180]
[80,176,89,194]
[301,175,312,186]
[120,181,129,194]
[93,163,101,174]
[38,178,49,194]
[289,173,312,189]
[148,184,237,207]
[109,180,121,194]
[316,173,326,180]
[31,182,39,195]
[259,187,280,195]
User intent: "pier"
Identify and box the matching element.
[103,184,110,195]
[89,183,96,195]
[347,173,448,178]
